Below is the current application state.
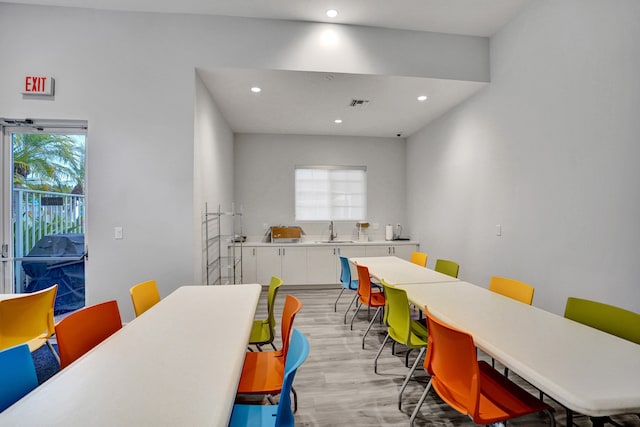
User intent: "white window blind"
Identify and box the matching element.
[295,166,367,221]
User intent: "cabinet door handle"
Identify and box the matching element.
[282,248,285,256]
[253,248,256,256]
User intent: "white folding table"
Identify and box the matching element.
[398,281,640,418]
[0,284,262,427]
[349,256,459,285]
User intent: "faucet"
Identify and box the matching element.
[329,221,337,241]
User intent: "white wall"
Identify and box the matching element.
[0,3,488,320]
[407,0,640,314]
[193,72,235,282]
[234,134,407,241]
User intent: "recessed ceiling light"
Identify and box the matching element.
[417,95,428,102]
[334,119,343,124]
[326,9,338,18]
[250,87,261,93]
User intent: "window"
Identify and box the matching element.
[295,166,366,221]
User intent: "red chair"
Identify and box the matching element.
[350,264,386,349]
[55,300,122,369]
[410,307,555,426]
[237,295,303,411]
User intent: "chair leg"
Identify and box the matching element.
[405,348,414,368]
[362,307,382,349]
[343,293,358,324]
[292,386,298,413]
[334,288,345,312]
[398,347,425,410]
[373,333,390,373]
[409,378,433,427]
[47,340,60,365]
[350,303,362,330]
[269,342,277,351]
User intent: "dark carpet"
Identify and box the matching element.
[31,344,60,384]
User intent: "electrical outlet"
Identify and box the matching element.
[114,227,123,239]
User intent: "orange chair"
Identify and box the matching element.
[350,264,386,349]
[410,251,428,267]
[55,300,122,369]
[129,279,161,317]
[0,285,59,362]
[237,295,303,411]
[409,308,555,426]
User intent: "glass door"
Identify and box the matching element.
[1,119,87,314]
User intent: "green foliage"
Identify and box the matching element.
[13,134,84,193]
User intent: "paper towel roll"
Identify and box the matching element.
[385,224,393,241]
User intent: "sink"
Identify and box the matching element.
[314,240,355,244]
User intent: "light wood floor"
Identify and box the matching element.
[250,287,640,427]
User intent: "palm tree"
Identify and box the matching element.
[13,133,84,192]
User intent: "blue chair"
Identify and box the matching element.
[335,255,359,323]
[0,344,39,412]
[229,328,310,427]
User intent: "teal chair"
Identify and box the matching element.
[229,328,310,427]
[564,297,640,345]
[0,344,38,412]
[336,255,359,324]
[434,259,459,278]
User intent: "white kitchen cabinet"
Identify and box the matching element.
[256,246,307,285]
[246,242,418,286]
[364,244,416,260]
[242,246,258,284]
[392,244,415,261]
[306,246,338,284]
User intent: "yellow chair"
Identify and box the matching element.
[410,251,428,267]
[129,280,161,317]
[0,284,59,363]
[488,276,534,375]
[434,259,459,278]
[489,276,534,305]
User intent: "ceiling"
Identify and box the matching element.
[8,0,532,138]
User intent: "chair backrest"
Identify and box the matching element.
[129,280,161,317]
[275,328,310,426]
[489,276,534,305]
[423,307,480,417]
[434,259,459,278]
[356,264,374,303]
[55,300,123,369]
[381,280,412,344]
[565,297,640,345]
[0,285,57,352]
[410,251,428,267]
[339,256,357,290]
[279,295,303,359]
[266,276,284,333]
[0,344,39,412]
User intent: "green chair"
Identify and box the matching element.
[434,259,459,278]
[373,280,428,410]
[563,297,640,425]
[249,276,283,350]
[564,297,640,345]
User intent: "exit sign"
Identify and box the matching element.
[22,76,54,96]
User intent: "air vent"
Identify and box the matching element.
[349,99,370,107]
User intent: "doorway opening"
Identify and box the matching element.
[1,119,87,314]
